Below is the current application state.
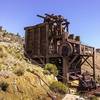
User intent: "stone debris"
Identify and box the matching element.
[0,71,16,78]
[62,94,85,100]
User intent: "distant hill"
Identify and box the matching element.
[0,29,24,44]
[96,49,100,53]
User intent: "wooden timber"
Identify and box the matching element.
[24,14,95,83]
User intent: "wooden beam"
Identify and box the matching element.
[69,55,78,65]
[46,24,49,63]
[83,56,93,68]
[80,56,89,67]
[93,48,95,80]
[63,57,69,83]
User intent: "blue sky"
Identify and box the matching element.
[0,0,100,48]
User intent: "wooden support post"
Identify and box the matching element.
[80,56,89,67]
[31,29,34,55]
[38,28,40,56]
[63,57,69,83]
[46,24,49,63]
[93,48,95,80]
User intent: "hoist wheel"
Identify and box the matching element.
[60,42,73,57]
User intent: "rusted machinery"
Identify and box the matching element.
[24,14,95,85]
[78,71,96,91]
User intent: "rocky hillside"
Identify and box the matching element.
[0,30,57,100]
[0,28,100,99]
[0,29,24,44]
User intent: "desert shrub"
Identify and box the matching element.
[26,68,31,72]
[89,96,98,100]
[15,53,22,59]
[0,47,7,58]
[44,63,58,76]
[16,33,21,37]
[0,64,6,71]
[43,70,50,75]
[14,67,25,76]
[26,68,35,73]
[2,32,7,36]
[49,81,67,94]
[0,81,9,91]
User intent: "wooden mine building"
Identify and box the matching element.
[24,14,95,83]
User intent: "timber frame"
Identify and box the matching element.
[24,14,95,83]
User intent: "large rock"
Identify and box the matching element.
[62,94,85,100]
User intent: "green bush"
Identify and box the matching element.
[43,70,50,75]
[0,82,9,91]
[49,81,67,94]
[44,63,58,76]
[89,96,98,100]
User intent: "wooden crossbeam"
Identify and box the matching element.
[69,55,78,65]
[80,56,89,67]
[82,56,93,68]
